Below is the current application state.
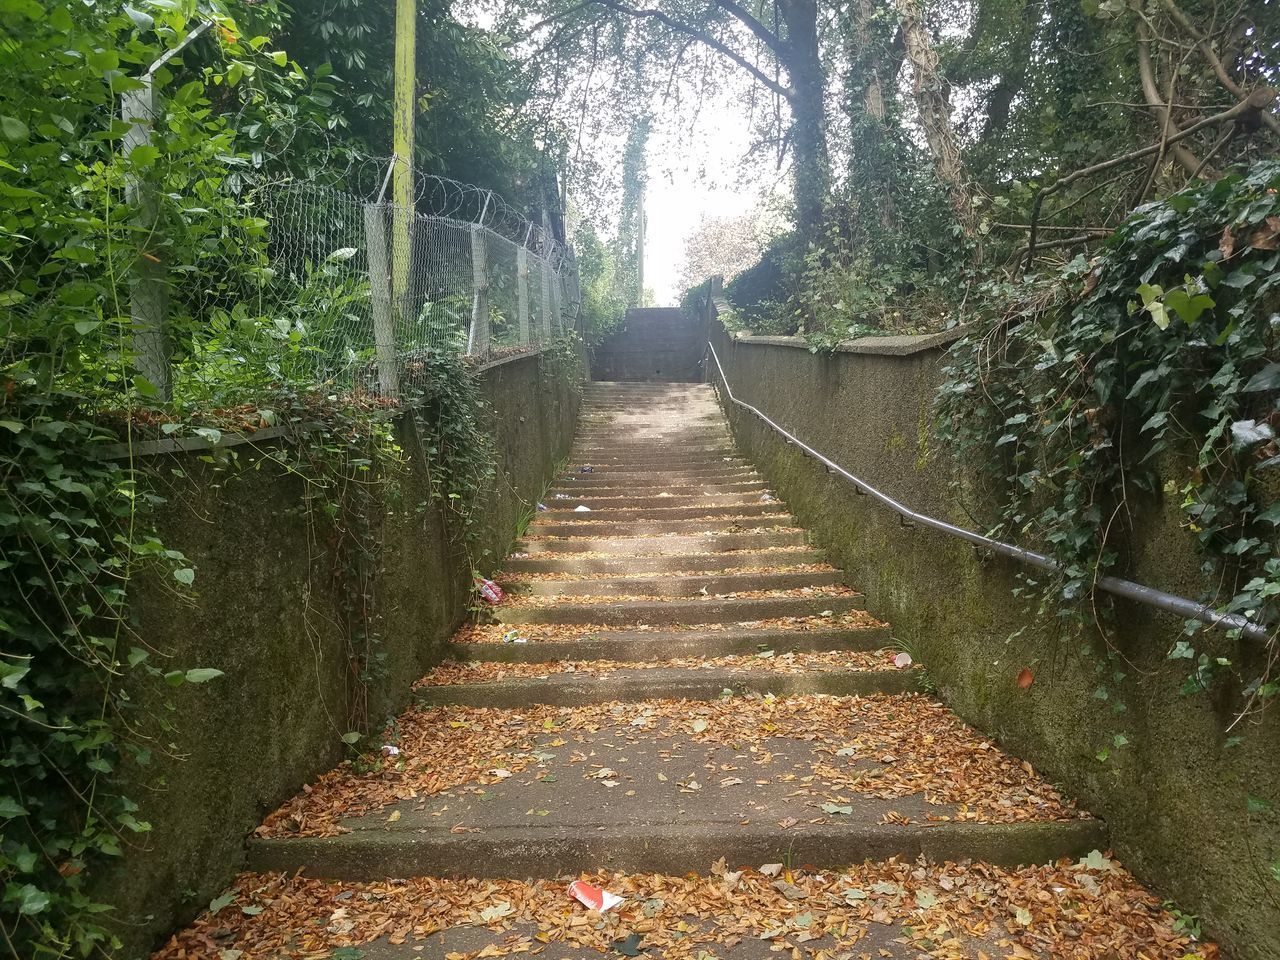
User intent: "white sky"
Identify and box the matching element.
[642,82,786,305]
[643,103,781,305]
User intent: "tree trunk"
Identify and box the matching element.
[779,0,828,235]
[848,0,899,233]
[895,0,977,238]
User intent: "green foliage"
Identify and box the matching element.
[573,222,627,347]
[938,161,1280,711]
[0,0,571,952]
[724,233,799,334]
[0,383,175,957]
[278,0,551,203]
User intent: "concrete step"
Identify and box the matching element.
[550,475,761,492]
[502,569,843,597]
[542,483,762,499]
[416,668,918,707]
[245,694,1106,881]
[448,624,889,662]
[525,516,794,538]
[247,819,1107,883]
[561,464,756,478]
[537,499,768,514]
[537,502,785,521]
[549,479,765,491]
[503,549,827,575]
[565,460,747,471]
[517,531,806,554]
[496,594,864,625]
[571,442,732,454]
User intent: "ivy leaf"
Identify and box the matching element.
[184,668,224,684]
[14,884,49,915]
[1231,419,1274,450]
[1243,363,1280,393]
[0,116,28,143]
[1256,504,1280,526]
[173,567,196,585]
[123,5,154,29]
[0,796,28,818]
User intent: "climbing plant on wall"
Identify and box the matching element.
[937,160,1280,717]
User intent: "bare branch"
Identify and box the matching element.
[1025,87,1276,263]
[587,0,795,100]
[713,0,788,57]
[1158,0,1280,137]
[1136,17,1205,178]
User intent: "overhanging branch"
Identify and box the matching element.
[588,0,795,100]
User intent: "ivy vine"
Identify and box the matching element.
[937,160,1280,721]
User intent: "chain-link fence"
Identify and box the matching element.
[117,135,581,404]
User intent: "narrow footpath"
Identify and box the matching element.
[157,383,1213,959]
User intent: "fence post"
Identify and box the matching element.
[468,224,491,355]
[363,204,400,397]
[539,214,554,341]
[549,264,563,335]
[516,244,531,346]
[121,79,171,401]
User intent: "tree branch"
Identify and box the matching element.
[713,0,789,57]
[1157,0,1280,137]
[588,0,794,100]
[1025,87,1276,264]
[1136,17,1205,178]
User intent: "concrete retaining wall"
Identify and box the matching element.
[708,321,1280,958]
[103,353,578,956]
[590,307,705,381]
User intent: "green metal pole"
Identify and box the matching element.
[390,0,415,386]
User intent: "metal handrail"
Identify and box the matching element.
[705,339,1270,642]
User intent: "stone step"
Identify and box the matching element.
[416,668,918,707]
[502,549,827,575]
[549,479,766,491]
[525,516,794,538]
[449,624,888,662]
[570,444,737,456]
[568,442,732,453]
[537,502,784,521]
[247,819,1107,884]
[561,464,756,478]
[540,493,772,510]
[549,475,761,493]
[496,594,864,625]
[502,569,843,597]
[565,460,747,471]
[516,531,805,554]
[245,694,1106,882]
[547,486,764,501]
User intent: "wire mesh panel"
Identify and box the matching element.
[155,163,578,403]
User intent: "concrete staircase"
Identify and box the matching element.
[154,381,1221,960]
[246,382,1105,884]
[588,308,704,381]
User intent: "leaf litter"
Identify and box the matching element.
[451,612,885,644]
[256,693,1082,838]
[152,857,1215,960]
[415,650,912,686]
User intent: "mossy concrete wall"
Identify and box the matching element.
[590,308,705,381]
[709,321,1280,959]
[104,353,578,957]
